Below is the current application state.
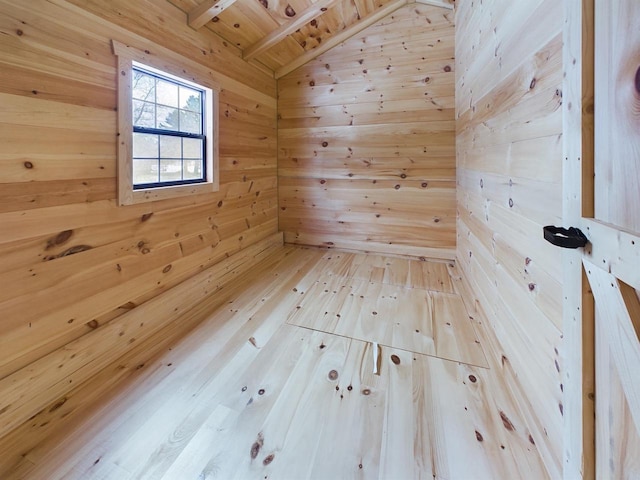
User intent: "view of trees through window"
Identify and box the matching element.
[131,66,205,186]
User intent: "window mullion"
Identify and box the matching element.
[133,126,204,140]
[156,134,161,184]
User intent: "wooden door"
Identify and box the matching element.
[564,1,640,478]
[586,1,640,477]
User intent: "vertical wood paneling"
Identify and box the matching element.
[278,4,456,260]
[455,0,563,477]
[0,0,277,434]
[562,0,595,477]
[589,1,640,475]
[594,0,640,235]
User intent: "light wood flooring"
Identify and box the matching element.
[0,246,549,479]
[287,252,487,367]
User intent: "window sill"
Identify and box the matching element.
[119,181,219,206]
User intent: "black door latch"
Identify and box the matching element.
[543,226,589,249]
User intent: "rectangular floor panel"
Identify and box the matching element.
[287,274,488,368]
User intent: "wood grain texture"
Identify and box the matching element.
[584,259,640,436]
[190,0,453,73]
[308,250,456,292]
[415,0,453,8]
[455,0,563,477]
[561,2,595,476]
[278,4,456,260]
[274,0,409,79]
[57,0,275,97]
[0,0,278,431]
[448,261,552,480]
[0,246,549,479]
[191,0,402,72]
[242,0,344,61]
[0,234,283,440]
[188,0,240,29]
[595,312,640,479]
[593,0,640,235]
[286,251,487,367]
[588,2,640,475]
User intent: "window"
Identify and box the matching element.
[112,40,219,205]
[131,64,206,188]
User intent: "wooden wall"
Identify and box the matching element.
[455,0,564,477]
[277,4,456,260]
[0,0,277,438]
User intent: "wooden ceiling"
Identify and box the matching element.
[185,0,454,77]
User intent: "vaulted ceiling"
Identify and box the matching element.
[184,0,454,77]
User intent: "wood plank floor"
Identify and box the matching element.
[0,246,549,479]
[287,251,487,367]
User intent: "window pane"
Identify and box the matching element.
[160,159,183,182]
[133,133,158,158]
[183,138,203,159]
[180,110,201,134]
[132,71,155,102]
[160,135,181,158]
[133,159,159,185]
[157,105,179,131]
[126,63,213,196]
[133,100,155,128]
[180,87,202,112]
[156,79,179,108]
[183,160,203,180]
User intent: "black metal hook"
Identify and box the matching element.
[543,226,589,249]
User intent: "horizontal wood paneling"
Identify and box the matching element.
[455,0,564,477]
[278,4,456,259]
[0,0,278,438]
[0,234,283,441]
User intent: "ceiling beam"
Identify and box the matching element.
[243,0,344,61]
[275,0,409,79]
[414,0,454,9]
[188,0,239,30]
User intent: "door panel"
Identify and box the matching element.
[582,219,640,292]
[585,0,640,477]
[595,315,640,479]
[593,0,640,234]
[585,259,640,431]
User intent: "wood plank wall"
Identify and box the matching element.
[455,0,564,477]
[277,4,456,260]
[0,0,277,437]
